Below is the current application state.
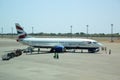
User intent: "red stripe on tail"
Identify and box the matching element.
[18,33,27,39]
[16,26,23,30]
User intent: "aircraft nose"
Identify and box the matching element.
[97,43,103,47]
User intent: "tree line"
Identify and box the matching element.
[0,32,120,38]
[30,32,120,37]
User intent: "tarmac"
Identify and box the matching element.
[0,38,120,80]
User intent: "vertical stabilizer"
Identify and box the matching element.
[15,23,27,41]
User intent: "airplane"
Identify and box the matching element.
[15,23,103,53]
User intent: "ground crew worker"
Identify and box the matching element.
[56,53,59,59]
[104,47,107,54]
[53,51,59,59]
[53,52,56,59]
[109,49,111,55]
[38,48,40,54]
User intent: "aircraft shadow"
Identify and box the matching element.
[24,50,101,55]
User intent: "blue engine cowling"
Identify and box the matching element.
[50,45,65,52]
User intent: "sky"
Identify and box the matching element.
[0,0,120,34]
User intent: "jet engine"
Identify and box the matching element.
[50,45,65,52]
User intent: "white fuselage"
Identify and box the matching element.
[15,23,103,53]
[19,38,102,49]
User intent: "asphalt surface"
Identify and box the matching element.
[0,38,120,80]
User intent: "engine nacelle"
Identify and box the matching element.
[50,45,65,52]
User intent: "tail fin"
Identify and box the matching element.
[15,23,27,41]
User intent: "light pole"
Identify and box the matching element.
[86,25,88,38]
[70,25,72,38]
[11,27,13,38]
[32,27,34,35]
[111,24,114,42]
[1,27,3,38]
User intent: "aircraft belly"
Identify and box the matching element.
[32,42,59,48]
[63,43,99,49]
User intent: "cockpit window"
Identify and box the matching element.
[93,42,97,44]
[88,41,91,44]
